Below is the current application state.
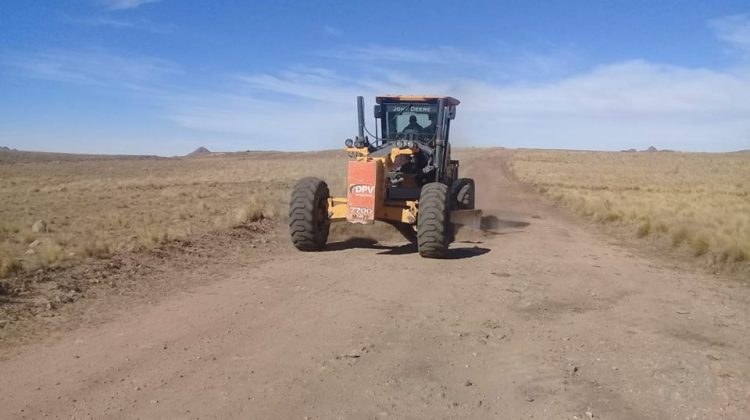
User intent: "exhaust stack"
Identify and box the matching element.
[434,98,446,182]
[356,96,365,141]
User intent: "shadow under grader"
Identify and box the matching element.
[324,237,490,259]
[442,246,491,259]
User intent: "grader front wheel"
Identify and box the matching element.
[289,177,330,251]
[417,182,451,258]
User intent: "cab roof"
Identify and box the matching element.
[375,95,460,106]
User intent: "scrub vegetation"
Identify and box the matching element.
[511,149,750,274]
[4,147,747,280]
[0,150,348,279]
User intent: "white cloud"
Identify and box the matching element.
[71,15,134,28]
[167,17,750,152]
[315,45,489,67]
[100,0,161,10]
[710,14,750,57]
[6,13,750,154]
[169,95,356,150]
[2,49,181,88]
[235,70,358,103]
[452,62,750,151]
[168,58,750,152]
[65,15,173,33]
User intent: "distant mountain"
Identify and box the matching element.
[187,146,211,156]
[645,146,658,152]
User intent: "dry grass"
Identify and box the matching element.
[511,149,750,274]
[0,150,348,278]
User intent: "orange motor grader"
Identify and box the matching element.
[289,95,480,258]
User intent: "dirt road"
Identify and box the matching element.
[1,150,749,419]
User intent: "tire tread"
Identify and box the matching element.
[289,177,330,251]
[417,182,450,258]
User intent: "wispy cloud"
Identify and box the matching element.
[70,15,134,28]
[6,13,750,154]
[454,61,750,151]
[710,14,750,58]
[2,49,181,89]
[235,69,362,103]
[99,0,161,10]
[315,45,488,66]
[64,15,173,33]
[166,58,750,152]
[312,44,580,82]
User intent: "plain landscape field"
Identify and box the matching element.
[2,146,748,334]
[1,147,748,284]
[511,149,750,276]
[1,147,749,419]
[0,148,493,284]
[2,148,747,284]
[0,150,348,280]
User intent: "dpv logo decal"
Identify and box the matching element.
[349,184,375,197]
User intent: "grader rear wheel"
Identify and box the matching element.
[452,178,475,210]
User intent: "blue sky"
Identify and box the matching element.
[1,0,750,155]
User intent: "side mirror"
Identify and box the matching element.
[447,106,456,120]
[373,104,382,119]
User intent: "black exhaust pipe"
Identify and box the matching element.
[356,96,365,141]
[434,98,446,182]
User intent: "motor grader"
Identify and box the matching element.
[289,95,479,258]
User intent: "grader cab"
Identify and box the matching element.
[289,95,479,258]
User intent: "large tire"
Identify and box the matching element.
[451,178,475,210]
[417,182,451,258]
[289,177,330,251]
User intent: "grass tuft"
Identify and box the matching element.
[721,244,747,263]
[671,227,689,247]
[0,258,23,279]
[137,228,169,249]
[691,236,710,257]
[38,242,63,266]
[636,220,651,238]
[235,206,264,225]
[79,240,112,258]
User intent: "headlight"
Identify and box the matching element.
[354,139,364,148]
[344,138,353,147]
[406,140,415,148]
[395,139,405,148]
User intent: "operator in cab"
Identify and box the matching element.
[401,115,423,133]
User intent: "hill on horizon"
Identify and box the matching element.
[187,147,211,157]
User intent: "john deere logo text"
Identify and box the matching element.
[349,184,375,197]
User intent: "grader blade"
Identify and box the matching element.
[450,209,483,230]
